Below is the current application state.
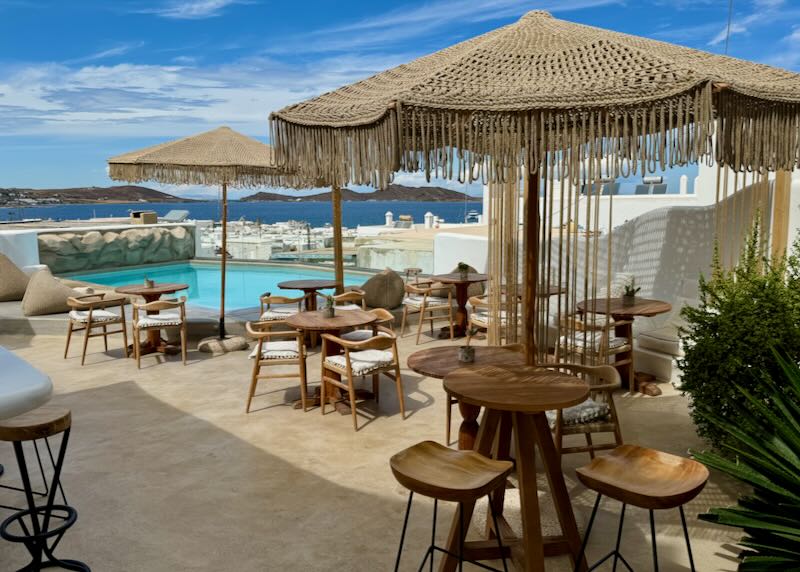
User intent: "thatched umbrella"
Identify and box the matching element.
[108,126,307,340]
[270,10,800,367]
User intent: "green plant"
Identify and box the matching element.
[323,295,333,309]
[678,220,800,449]
[457,262,470,273]
[692,350,800,571]
[622,283,640,297]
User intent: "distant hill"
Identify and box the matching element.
[2,185,192,204]
[241,184,478,202]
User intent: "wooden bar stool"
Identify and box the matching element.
[390,441,512,572]
[574,444,709,572]
[0,405,89,571]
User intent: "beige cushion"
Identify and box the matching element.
[21,269,81,316]
[335,303,363,311]
[561,332,629,352]
[403,295,451,309]
[0,253,30,302]
[260,307,298,321]
[137,312,182,328]
[361,268,405,309]
[325,349,394,376]
[248,340,301,360]
[638,324,682,356]
[69,309,119,323]
[545,398,611,428]
[340,329,392,342]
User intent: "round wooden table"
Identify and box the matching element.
[278,279,338,312]
[285,309,377,413]
[115,282,189,356]
[429,273,488,337]
[577,297,672,389]
[441,365,590,572]
[407,345,525,449]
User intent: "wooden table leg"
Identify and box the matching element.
[613,315,634,389]
[440,409,502,572]
[453,283,469,337]
[532,413,588,572]
[457,402,481,450]
[512,412,546,571]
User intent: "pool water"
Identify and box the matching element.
[70,262,367,311]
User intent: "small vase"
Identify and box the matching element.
[622,294,636,306]
[144,279,155,289]
[458,345,475,364]
[323,307,335,318]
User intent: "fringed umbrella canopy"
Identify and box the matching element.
[271,10,800,188]
[109,126,308,188]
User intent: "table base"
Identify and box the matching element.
[127,339,181,357]
[292,386,375,414]
[437,326,466,339]
[440,409,587,572]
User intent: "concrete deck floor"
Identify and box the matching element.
[0,330,744,571]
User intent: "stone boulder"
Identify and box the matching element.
[361,268,405,309]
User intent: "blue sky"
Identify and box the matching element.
[0,0,798,199]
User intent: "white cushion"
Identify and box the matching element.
[545,398,611,428]
[335,303,363,311]
[137,312,182,328]
[403,295,451,309]
[69,309,119,323]
[249,340,301,360]
[638,324,682,356]
[339,330,392,342]
[260,307,298,321]
[560,332,628,352]
[325,349,394,376]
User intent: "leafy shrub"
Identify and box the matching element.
[692,350,800,571]
[678,220,800,449]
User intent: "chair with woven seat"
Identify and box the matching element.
[399,283,454,345]
[320,326,405,430]
[331,288,366,311]
[574,444,709,572]
[391,440,511,572]
[340,308,395,342]
[131,296,187,368]
[65,293,130,366]
[538,362,624,460]
[465,294,520,346]
[557,315,633,370]
[245,320,308,412]
[259,292,305,321]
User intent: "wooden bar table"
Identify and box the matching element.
[285,309,376,413]
[278,279,338,312]
[115,282,188,356]
[428,273,488,337]
[441,364,590,572]
[406,345,525,449]
[577,297,671,389]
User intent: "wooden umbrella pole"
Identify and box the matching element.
[220,181,228,338]
[524,171,540,365]
[332,185,344,294]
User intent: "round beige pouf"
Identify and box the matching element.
[197,335,249,355]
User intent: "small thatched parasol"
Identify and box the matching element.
[109,126,307,340]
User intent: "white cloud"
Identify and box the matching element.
[65,42,146,64]
[708,23,747,46]
[141,0,250,20]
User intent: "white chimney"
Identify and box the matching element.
[679,174,688,195]
[424,211,435,229]
[385,211,393,227]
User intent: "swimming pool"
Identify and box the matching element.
[69,262,367,311]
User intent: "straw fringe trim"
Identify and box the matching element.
[270,83,800,188]
[108,163,316,189]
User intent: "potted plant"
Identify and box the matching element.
[622,280,640,306]
[143,276,154,289]
[322,295,335,318]
[458,328,478,363]
[457,262,470,281]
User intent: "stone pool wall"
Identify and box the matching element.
[38,224,195,274]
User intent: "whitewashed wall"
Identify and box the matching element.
[0,230,40,269]
[433,233,489,274]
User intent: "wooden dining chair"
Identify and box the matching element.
[537,361,624,459]
[320,326,405,431]
[259,293,306,321]
[131,296,187,368]
[332,288,366,310]
[340,308,395,342]
[245,320,308,412]
[399,283,454,345]
[557,315,633,377]
[65,293,130,366]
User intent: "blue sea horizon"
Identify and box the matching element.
[0,199,483,228]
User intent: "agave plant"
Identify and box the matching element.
[692,349,800,571]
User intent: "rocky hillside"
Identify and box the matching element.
[241,184,476,202]
[1,185,190,204]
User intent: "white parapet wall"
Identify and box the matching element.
[0,229,40,269]
[433,232,489,274]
